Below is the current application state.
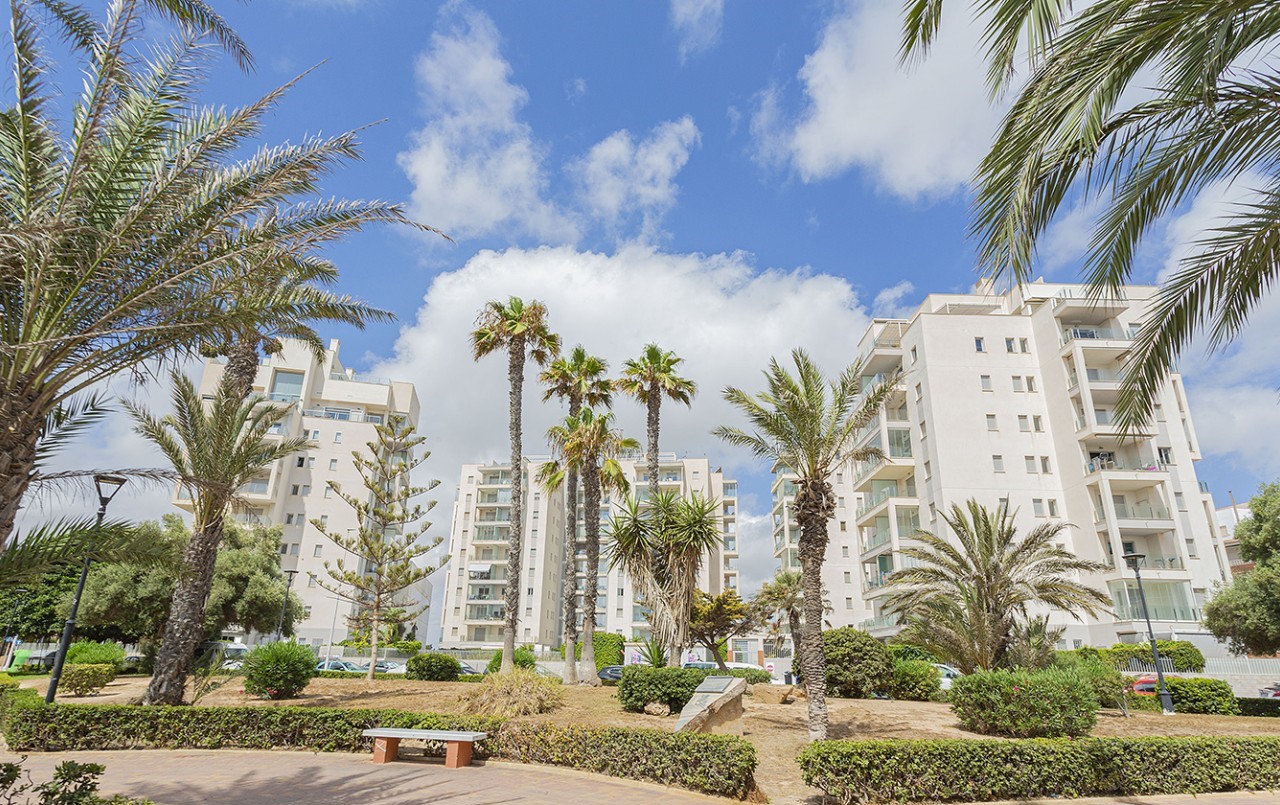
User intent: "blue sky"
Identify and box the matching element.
[27,0,1280,594]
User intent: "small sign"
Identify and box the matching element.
[765,663,775,673]
[695,676,736,694]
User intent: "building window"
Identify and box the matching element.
[285,513,295,524]
[310,429,320,440]
[289,543,300,556]
[307,575,317,587]
[910,347,918,363]
[845,597,854,610]
[928,502,937,520]
[841,545,850,558]
[334,431,343,443]
[296,456,306,468]
[837,496,845,508]
[835,472,843,483]
[992,455,1005,472]
[1005,337,1016,353]
[278,544,288,555]
[313,545,323,558]
[914,383,923,401]
[1019,338,1029,353]
[1033,415,1043,432]
[303,606,312,619]
[1040,456,1052,474]
[923,460,932,480]
[1158,446,1173,465]
[319,515,328,527]
[290,484,300,496]
[329,458,338,471]
[1025,455,1037,473]
[974,337,985,352]
[839,521,847,532]
[919,421,928,439]
[1032,499,1046,517]
[301,484,311,496]
[986,414,998,431]
[323,486,333,499]
[998,496,1009,510]
[980,374,992,391]
[1175,491,1187,511]
[1026,376,1037,392]
[1012,376,1025,392]
[1018,415,1030,432]
[1048,499,1059,517]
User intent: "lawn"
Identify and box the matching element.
[19,676,1280,805]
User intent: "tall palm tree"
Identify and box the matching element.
[608,491,722,664]
[540,408,635,683]
[756,570,807,671]
[471,298,560,673]
[901,0,1280,430]
[616,344,696,501]
[0,0,435,550]
[883,500,1111,674]
[539,347,612,685]
[127,373,308,704]
[715,349,897,741]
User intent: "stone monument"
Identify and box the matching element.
[673,675,747,735]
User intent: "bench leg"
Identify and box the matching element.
[445,740,473,769]
[372,736,401,764]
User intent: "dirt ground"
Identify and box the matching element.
[19,676,1280,805]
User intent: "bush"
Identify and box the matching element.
[242,641,315,700]
[0,757,152,805]
[887,643,935,663]
[800,736,1280,803]
[486,647,537,674]
[889,660,941,701]
[314,670,395,680]
[388,639,421,654]
[405,652,461,682]
[950,668,1098,737]
[822,628,893,698]
[59,665,116,697]
[65,641,125,671]
[1164,677,1239,715]
[593,633,625,669]
[1053,653,1127,708]
[463,669,563,717]
[617,666,772,712]
[1239,697,1280,717]
[1107,640,1205,671]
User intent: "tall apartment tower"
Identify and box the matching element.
[178,339,429,649]
[439,453,738,649]
[774,280,1228,650]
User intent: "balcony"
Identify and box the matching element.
[1111,503,1172,520]
[864,571,893,591]
[1061,326,1133,345]
[464,605,505,622]
[239,479,271,496]
[861,527,891,556]
[857,614,901,634]
[477,491,511,505]
[476,511,512,523]
[301,407,384,424]
[1076,409,1157,444]
[472,525,509,542]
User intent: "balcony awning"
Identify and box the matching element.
[467,562,493,572]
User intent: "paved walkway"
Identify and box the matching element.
[0,749,723,804]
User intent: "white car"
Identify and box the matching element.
[933,663,963,690]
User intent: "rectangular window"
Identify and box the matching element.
[279,544,288,555]
[1175,492,1187,511]
[306,457,315,469]
[843,571,852,584]
[1033,415,1043,432]
[1025,456,1037,473]
[1158,447,1173,465]
[845,597,854,611]
[333,431,343,444]
[1019,338,1029,353]
[301,484,311,496]
[998,496,1009,510]
[1048,499,1059,517]
[329,458,338,471]
[1005,337,1016,353]
[910,347,918,363]
[914,383,923,401]
[919,420,928,440]
[929,502,937,520]
[323,486,333,499]
[313,545,322,558]
[923,460,932,480]
[289,543,299,556]
[307,575,317,587]
[980,374,992,391]
[285,513,295,525]
[841,546,850,558]
[319,515,328,527]
[1033,498,1046,516]
[1040,456,1052,474]
[992,455,1005,472]
[975,337,985,352]
[839,521,847,532]
[1018,415,1030,432]
[837,496,845,508]
[296,456,306,468]
[835,472,843,483]
[1012,376,1025,392]
[1026,376,1037,392]
[303,606,312,619]
[310,429,320,440]
[986,414,998,430]
[290,484,300,496]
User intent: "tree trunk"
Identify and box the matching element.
[143,514,227,705]
[712,643,729,671]
[0,398,43,551]
[221,339,261,400]
[367,604,379,683]
[581,457,601,685]
[795,477,834,742]
[646,386,660,502]
[501,339,525,674]
[561,399,580,685]
[788,607,805,679]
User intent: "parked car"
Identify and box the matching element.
[1131,673,1180,695]
[933,664,963,690]
[597,665,624,682]
[1258,682,1280,699]
[457,661,483,676]
[382,662,406,674]
[315,659,364,672]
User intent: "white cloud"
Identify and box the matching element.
[735,512,780,594]
[872,280,917,319]
[1038,201,1100,277]
[669,0,725,61]
[568,117,701,240]
[759,0,1004,199]
[565,77,587,101]
[398,6,577,243]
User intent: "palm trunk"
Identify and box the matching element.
[221,339,261,400]
[581,457,601,685]
[143,513,227,705]
[367,605,379,683]
[561,399,580,685]
[646,387,660,501]
[788,607,805,680]
[795,478,833,741]
[501,339,525,674]
[0,397,42,551]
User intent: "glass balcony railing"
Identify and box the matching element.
[1113,599,1198,621]
[472,525,509,541]
[240,479,270,495]
[864,571,893,590]
[862,528,891,553]
[476,512,511,523]
[1111,503,1173,520]
[1085,457,1168,474]
[858,614,900,631]
[856,486,899,516]
[1061,327,1133,344]
[464,605,505,621]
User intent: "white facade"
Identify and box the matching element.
[180,339,430,649]
[439,453,738,649]
[1214,503,1254,576]
[774,280,1229,650]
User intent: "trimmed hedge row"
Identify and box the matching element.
[799,737,1280,804]
[1239,697,1280,718]
[1127,678,1239,715]
[617,666,772,712]
[314,670,485,682]
[0,693,755,799]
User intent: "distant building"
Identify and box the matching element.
[1214,502,1254,576]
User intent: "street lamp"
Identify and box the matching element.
[3,588,28,672]
[276,569,299,641]
[46,474,127,703]
[1122,552,1175,715]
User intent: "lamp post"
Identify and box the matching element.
[276,569,299,641]
[3,588,28,672]
[46,474,127,703]
[1122,552,1175,715]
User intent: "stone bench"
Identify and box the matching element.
[362,728,489,768]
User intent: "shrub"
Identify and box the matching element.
[1164,677,1239,715]
[0,757,152,805]
[950,668,1098,738]
[388,639,421,654]
[314,670,395,680]
[1239,697,1280,718]
[1107,640,1205,672]
[889,660,941,701]
[822,628,893,698]
[485,647,537,674]
[887,643,935,663]
[799,736,1280,804]
[242,641,315,700]
[405,652,461,682]
[65,641,125,671]
[0,673,15,690]
[637,637,667,667]
[1052,652,1127,708]
[59,665,116,697]
[617,666,769,712]
[463,669,562,717]
[593,632,624,669]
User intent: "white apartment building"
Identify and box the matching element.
[1214,502,1254,576]
[439,453,738,649]
[774,279,1229,652]
[179,339,432,649]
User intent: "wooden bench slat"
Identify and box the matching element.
[362,729,487,741]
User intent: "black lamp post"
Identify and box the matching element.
[1122,552,1175,715]
[276,569,299,640]
[3,588,28,672]
[46,474,127,703]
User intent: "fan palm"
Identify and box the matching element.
[126,372,308,704]
[539,347,612,685]
[715,349,898,741]
[0,0,434,549]
[903,0,1280,430]
[615,344,696,501]
[539,407,635,683]
[755,570,807,669]
[608,491,722,664]
[471,297,560,673]
[884,500,1111,674]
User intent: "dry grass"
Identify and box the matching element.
[461,670,564,718]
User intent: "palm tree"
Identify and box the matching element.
[540,408,636,683]
[616,344,696,501]
[756,570,807,671]
[715,349,898,741]
[127,373,308,704]
[883,500,1111,674]
[608,491,723,664]
[901,0,1280,430]
[0,0,435,550]
[471,298,560,673]
[539,347,612,685]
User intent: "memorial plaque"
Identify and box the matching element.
[694,676,735,694]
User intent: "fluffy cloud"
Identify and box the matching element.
[669,0,725,60]
[568,117,701,241]
[756,0,1004,199]
[398,6,577,242]
[872,280,917,319]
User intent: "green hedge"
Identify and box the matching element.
[558,633,626,671]
[1127,678,1240,715]
[405,653,461,681]
[0,696,755,799]
[889,660,940,702]
[1239,698,1280,718]
[950,668,1098,737]
[60,664,116,696]
[617,666,771,712]
[1069,641,1206,672]
[799,737,1280,803]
